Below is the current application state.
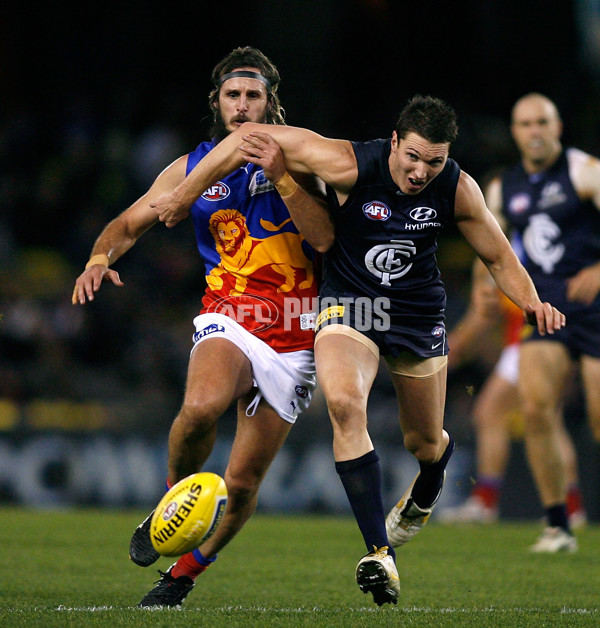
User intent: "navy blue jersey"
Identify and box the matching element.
[501,148,600,357]
[501,148,600,302]
[322,139,460,318]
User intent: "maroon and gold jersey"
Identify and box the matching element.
[187,140,317,353]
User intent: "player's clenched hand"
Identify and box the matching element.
[239,132,287,183]
[71,265,124,305]
[524,302,566,336]
[150,191,191,228]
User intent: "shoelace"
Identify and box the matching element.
[153,570,171,585]
[369,545,389,557]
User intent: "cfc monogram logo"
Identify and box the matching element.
[523,213,565,273]
[364,240,416,286]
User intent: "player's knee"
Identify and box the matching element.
[325,389,365,429]
[522,411,554,436]
[521,397,554,432]
[224,471,259,507]
[178,399,223,433]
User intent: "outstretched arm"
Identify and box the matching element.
[150,122,357,229]
[72,155,187,305]
[238,131,334,253]
[454,171,565,335]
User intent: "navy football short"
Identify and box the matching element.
[523,299,600,359]
[314,294,447,359]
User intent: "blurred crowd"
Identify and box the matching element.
[0,93,208,433]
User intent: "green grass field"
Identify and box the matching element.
[1,507,598,627]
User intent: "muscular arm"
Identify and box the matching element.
[454,171,565,334]
[237,131,334,252]
[276,170,334,253]
[151,122,358,228]
[573,151,600,211]
[72,155,187,304]
[566,152,600,304]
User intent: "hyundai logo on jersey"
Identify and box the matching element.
[363,201,391,221]
[409,207,437,221]
[202,182,231,201]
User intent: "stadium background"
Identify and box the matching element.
[0,1,599,518]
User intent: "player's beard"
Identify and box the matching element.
[210,106,269,143]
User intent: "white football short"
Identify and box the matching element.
[493,342,520,386]
[191,313,316,424]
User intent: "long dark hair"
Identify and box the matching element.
[208,46,285,139]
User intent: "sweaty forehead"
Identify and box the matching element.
[400,132,449,159]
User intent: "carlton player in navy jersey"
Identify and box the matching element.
[318,138,460,358]
[486,93,600,554]
[72,47,331,608]
[151,95,565,606]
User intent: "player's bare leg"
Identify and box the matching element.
[580,354,600,443]
[438,373,515,524]
[315,330,379,462]
[167,338,255,482]
[385,366,452,547]
[197,398,291,558]
[316,330,400,605]
[130,338,254,568]
[520,341,577,552]
[520,342,570,507]
[136,350,291,607]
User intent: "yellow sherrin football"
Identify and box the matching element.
[150,472,228,556]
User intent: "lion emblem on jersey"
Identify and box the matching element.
[207,209,314,295]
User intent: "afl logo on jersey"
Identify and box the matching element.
[409,207,437,221]
[363,201,391,221]
[202,182,231,201]
[508,193,530,214]
[295,385,309,398]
